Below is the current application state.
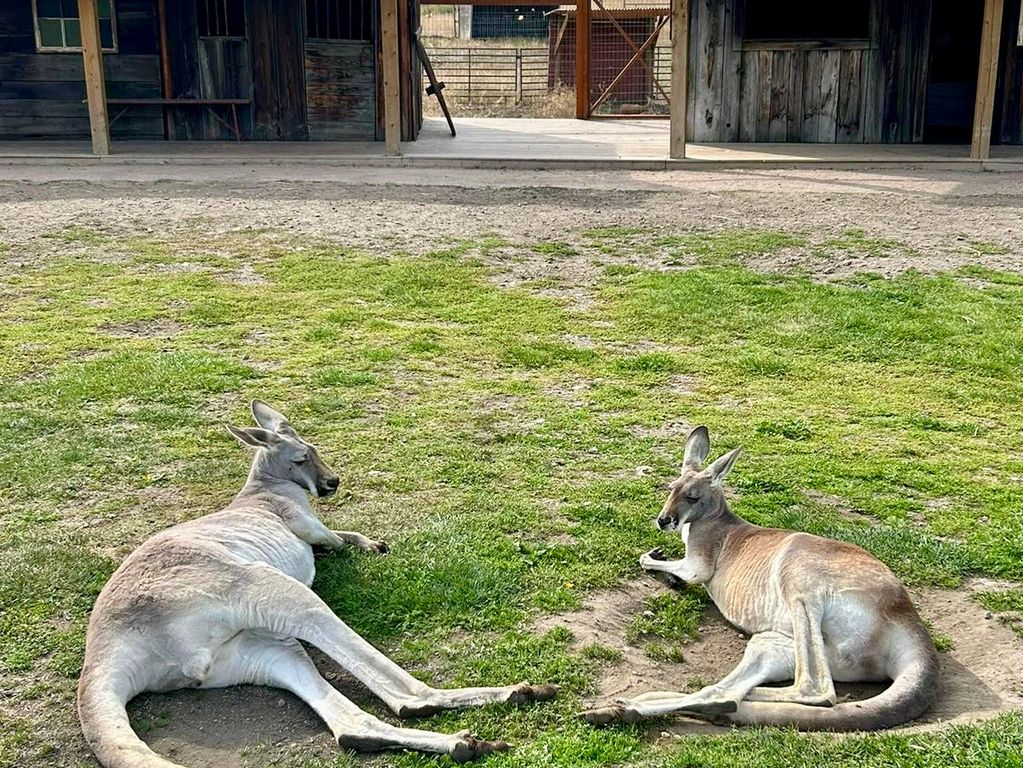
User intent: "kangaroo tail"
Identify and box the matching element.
[78,670,185,768]
[727,639,940,732]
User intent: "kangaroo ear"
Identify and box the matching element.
[226,424,280,448]
[708,447,742,485]
[683,426,710,469]
[251,400,292,434]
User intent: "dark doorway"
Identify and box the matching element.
[924,0,984,143]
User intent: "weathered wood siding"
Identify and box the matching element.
[0,0,420,143]
[305,41,376,140]
[196,39,252,139]
[687,0,932,143]
[0,0,162,139]
[161,2,252,140]
[248,0,308,140]
[997,0,1023,144]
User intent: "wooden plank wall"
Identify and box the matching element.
[197,39,252,139]
[0,0,420,143]
[248,0,308,140]
[997,0,1023,143]
[0,0,162,139]
[687,0,933,143]
[305,41,376,140]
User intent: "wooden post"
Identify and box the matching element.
[78,0,110,156]
[381,0,401,155]
[971,0,1005,160]
[575,0,590,119]
[669,0,689,159]
[156,0,174,139]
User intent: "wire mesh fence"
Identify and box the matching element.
[419,3,673,118]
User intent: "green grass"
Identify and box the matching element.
[2,226,1023,767]
[963,239,1010,256]
[819,228,915,258]
[656,230,805,266]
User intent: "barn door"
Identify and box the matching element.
[247,0,309,139]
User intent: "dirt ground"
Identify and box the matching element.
[1,164,1022,284]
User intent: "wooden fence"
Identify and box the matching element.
[426,47,550,104]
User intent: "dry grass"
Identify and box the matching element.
[423,87,575,119]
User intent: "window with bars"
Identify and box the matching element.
[196,0,246,38]
[306,0,373,41]
[34,0,117,52]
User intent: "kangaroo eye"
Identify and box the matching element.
[684,492,701,503]
[293,456,308,464]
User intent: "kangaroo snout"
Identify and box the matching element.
[318,475,340,497]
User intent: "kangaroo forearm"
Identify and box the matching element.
[639,550,708,583]
[334,531,373,548]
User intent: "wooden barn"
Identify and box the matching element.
[678,0,1023,148]
[0,0,422,149]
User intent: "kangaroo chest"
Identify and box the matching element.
[688,524,787,636]
[213,512,317,585]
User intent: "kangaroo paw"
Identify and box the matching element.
[507,681,559,704]
[395,701,444,719]
[451,732,511,763]
[581,703,641,725]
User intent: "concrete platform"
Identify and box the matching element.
[3,117,1022,170]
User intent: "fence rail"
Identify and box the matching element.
[426,47,551,104]
[426,45,674,105]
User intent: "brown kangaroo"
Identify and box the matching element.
[582,426,939,730]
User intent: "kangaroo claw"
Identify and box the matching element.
[452,732,511,763]
[581,703,641,725]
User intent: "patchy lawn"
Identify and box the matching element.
[1,222,1023,768]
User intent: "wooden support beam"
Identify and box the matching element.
[669,0,689,158]
[78,0,110,156]
[381,0,401,155]
[156,0,174,139]
[575,0,590,119]
[971,0,1005,160]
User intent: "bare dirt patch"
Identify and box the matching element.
[536,578,746,707]
[129,653,394,768]
[100,319,183,339]
[538,576,1023,741]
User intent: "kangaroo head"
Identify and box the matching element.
[226,400,340,498]
[657,426,741,531]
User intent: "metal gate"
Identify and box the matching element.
[570,0,672,118]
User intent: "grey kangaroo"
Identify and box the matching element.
[78,400,556,768]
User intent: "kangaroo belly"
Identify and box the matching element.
[821,594,892,682]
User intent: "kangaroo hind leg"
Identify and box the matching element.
[744,598,836,706]
[226,564,556,719]
[200,630,507,762]
[582,631,794,725]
